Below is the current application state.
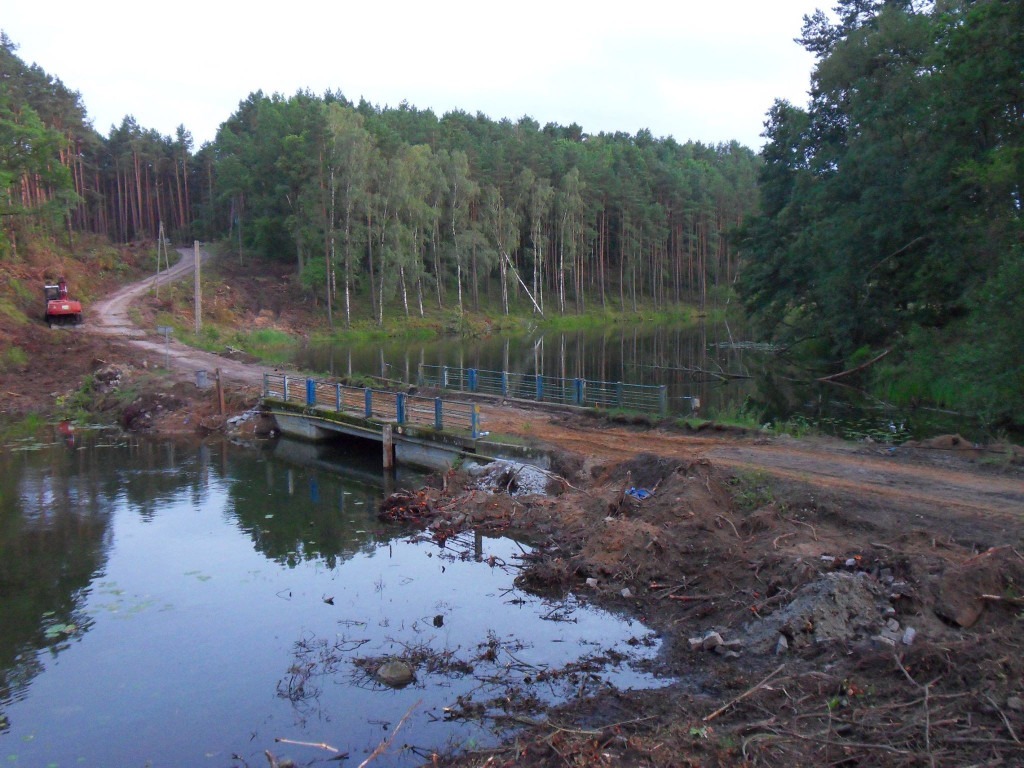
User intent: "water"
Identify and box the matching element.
[293,321,981,442]
[0,428,661,767]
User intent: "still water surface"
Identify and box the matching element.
[0,429,660,766]
[294,320,974,441]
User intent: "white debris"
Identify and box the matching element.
[470,460,550,497]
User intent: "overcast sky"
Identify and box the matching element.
[4,0,822,150]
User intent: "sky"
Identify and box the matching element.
[4,0,823,150]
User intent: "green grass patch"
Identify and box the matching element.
[728,469,784,512]
[0,346,29,372]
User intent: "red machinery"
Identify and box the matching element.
[43,277,83,325]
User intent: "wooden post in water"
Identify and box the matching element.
[382,423,394,469]
[215,368,225,415]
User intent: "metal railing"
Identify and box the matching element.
[263,373,481,437]
[417,364,673,415]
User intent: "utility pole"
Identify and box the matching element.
[194,240,201,334]
[154,221,169,298]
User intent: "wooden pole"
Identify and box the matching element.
[193,240,201,334]
[215,368,225,415]
[382,423,394,469]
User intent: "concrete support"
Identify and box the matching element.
[382,423,393,469]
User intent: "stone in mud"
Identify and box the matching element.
[375,660,414,688]
[742,572,889,653]
[701,631,724,651]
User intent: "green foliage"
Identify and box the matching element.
[0,345,28,371]
[728,470,782,512]
[739,0,1024,424]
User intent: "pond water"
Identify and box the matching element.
[293,320,978,442]
[0,428,662,767]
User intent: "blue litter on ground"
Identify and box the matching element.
[625,487,653,500]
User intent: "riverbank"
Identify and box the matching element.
[376,447,1024,767]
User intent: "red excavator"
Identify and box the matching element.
[43,277,83,326]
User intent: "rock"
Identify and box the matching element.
[689,636,704,651]
[776,635,789,655]
[621,587,633,598]
[901,627,916,646]
[701,631,724,651]
[886,618,900,632]
[742,572,888,653]
[375,660,414,688]
[1007,696,1023,712]
[845,558,857,568]
[586,577,599,588]
[935,549,1014,628]
[713,643,741,658]
[882,605,897,617]
[872,634,897,649]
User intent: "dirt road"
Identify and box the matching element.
[92,252,1024,527]
[88,248,264,387]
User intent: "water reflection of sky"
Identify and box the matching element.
[0,434,663,766]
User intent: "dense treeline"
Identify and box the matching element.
[0,30,759,326]
[0,33,196,251]
[737,0,1023,424]
[210,93,758,326]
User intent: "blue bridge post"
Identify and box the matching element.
[364,388,372,418]
[434,398,443,430]
[501,371,508,397]
[574,378,584,406]
[335,383,342,411]
[535,374,543,402]
[396,393,406,424]
[469,368,477,392]
[471,405,480,439]
[306,379,316,407]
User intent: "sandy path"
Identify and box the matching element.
[87,253,1024,522]
[88,248,265,387]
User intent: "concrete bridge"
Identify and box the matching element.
[262,373,544,471]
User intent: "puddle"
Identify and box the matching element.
[0,433,665,766]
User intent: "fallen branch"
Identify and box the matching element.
[668,593,727,602]
[357,698,422,768]
[273,737,339,753]
[817,350,890,382]
[716,514,741,539]
[704,664,786,723]
[979,594,1024,606]
[773,532,796,550]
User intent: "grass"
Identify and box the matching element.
[0,345,28,372]
[0,412,47,441]
[728,469,785,512]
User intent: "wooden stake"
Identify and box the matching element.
[215,368,225,415]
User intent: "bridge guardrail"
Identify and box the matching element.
[417,364,677,415]
[263,373,481,438]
